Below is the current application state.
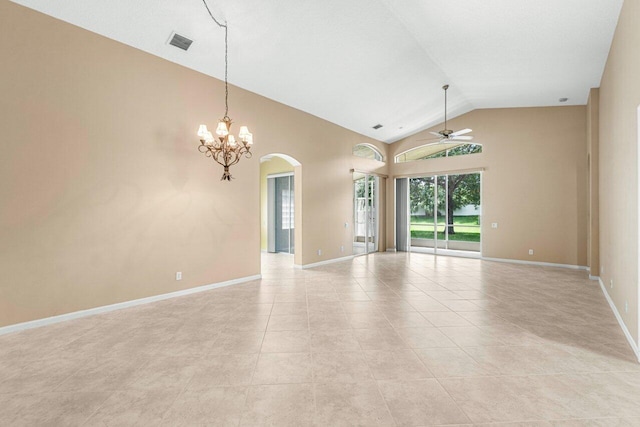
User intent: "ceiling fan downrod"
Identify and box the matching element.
[443,84,449,136]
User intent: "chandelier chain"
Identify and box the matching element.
[202,0,229,117]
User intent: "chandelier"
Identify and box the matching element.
[197,0,253,181]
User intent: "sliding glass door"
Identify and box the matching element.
[409,172,481,252]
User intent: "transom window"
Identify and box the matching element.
[353,143,384,161]
[395,143,482,163]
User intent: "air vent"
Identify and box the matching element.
[168,32,193,51]
[559,97,569,103]
[372,124,383,130]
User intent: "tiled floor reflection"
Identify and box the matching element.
[1,252,639,425]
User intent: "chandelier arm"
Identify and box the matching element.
[210,149,226,167]
[199,145,217,159]
[226,150,241,167]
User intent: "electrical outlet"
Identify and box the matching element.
[340,245,344,252]
[491,223,498,229]
[610,279,613,289]
[344,222,349,228]
[317,249,322,256]
[528,249,534,255]
[176,272,182,281]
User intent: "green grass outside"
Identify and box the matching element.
[410,215,481,242]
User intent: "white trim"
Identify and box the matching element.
[394,143,484,165]
[481,256,588,271]
[260,153,301,166]
[350,168,388,179]
[0,274,261,336]
[393,167,486,179]
[589,275,600,281]
[386,248,397,252]
[598,278,640,363]
[637,105,640,350]
[298,255,354,269]
[267,172,294,179]
[411,246,481,259]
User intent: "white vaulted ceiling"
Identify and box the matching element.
[10,0,623,143]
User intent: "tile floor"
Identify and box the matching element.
[1,252,640,426]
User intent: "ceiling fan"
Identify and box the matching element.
[418,84,473,143]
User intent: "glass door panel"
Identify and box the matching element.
[445,173,481,250]
[353,175,366,255]
[353,173,378,256]
[367,176,378,253]
[436,175,447,249]
[275,175,294,253]
[409,176,437,249]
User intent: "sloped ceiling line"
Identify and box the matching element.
[10,0,623,144]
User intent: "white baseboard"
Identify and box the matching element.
[386,248,397,252]
[589,275,600,281]
[481,256,588,271]
[401,250,582,268]
[299,255,355,269]
[0,274,262,336]
[598,278,640,363]
[410,247,481,259]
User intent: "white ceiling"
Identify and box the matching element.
[11,0,623,143]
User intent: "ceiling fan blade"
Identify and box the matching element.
[451,128,472,137]
[451,136,473,141]
[429,131,442,137]
[415,136,443,142]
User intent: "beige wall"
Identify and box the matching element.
[0,1,601,331]
[0,2,388,327]
[388,106,588,267]
[598,0,640,343]
[259,157,294,252]
[587,88,600,277]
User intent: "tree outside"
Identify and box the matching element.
[410,171,481,241]
[444,173,480,235]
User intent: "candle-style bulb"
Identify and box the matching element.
[197,124,208,138]
[216,121,229,137]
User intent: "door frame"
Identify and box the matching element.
[402,170,483,256]
[353,173,380,256]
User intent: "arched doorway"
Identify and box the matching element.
[260,154,302,269]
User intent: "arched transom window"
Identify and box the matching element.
[395,143,482,163]
[353,143,384,161]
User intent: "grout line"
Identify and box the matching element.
[4,252,638,425]
[306,283,319,423]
